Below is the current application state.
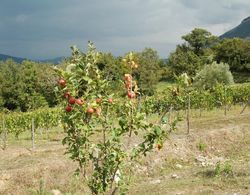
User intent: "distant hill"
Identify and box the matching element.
[220,16,250,39]
[39,56,66,64]
[0,54,27,63]
[0,54,66,64]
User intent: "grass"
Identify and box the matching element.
[155,81,175,93]
[0,105,249,194]
[5,126,64,147]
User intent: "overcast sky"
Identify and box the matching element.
[0,0,249,59]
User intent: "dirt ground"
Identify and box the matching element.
[0,107,249,195]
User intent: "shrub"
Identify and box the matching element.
[194,62,234,89]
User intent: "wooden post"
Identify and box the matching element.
[31,118,35,149]
[137,93,142,113]
[169,106,172,124]
[39,127,43,136]
[1,117,7,150]
[240,97,249,114]
[187,94,190,134]
[199,89,202,117]
[46,127,49,140]
[3,119,7,150]
[224,85,227,116]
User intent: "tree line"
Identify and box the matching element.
[0,60,58,111]
[167,28,250,82]
[0,28,250,112]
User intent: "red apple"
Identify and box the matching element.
[96,98,102,104]
[68,97,76,104]
[75,99,84,105]
[58,79,66,87]
[108,98,113,103]
[124,74,132,81]
[64,92,70,99]
[127,91,136,99]
[125,82,132,90]
[65,106,73,112]
[87,107,94,114]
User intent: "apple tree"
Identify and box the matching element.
[55,42,178,194]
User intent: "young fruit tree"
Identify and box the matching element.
[55,42,179,194]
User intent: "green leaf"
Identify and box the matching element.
[154,126,162,136]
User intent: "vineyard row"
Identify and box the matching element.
[0,84,250,137]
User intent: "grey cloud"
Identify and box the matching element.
[178,0,250,25]
[0,0,249,59]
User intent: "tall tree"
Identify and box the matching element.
[19,60,48,111]
[182,28,218,56]
[214,38,250,72]
[0,60,58,111]
[96,52,129,95]
[96,52,128,81]
[0,60,23,110]
[167,28,217,77]
[37,63,58,107]
[168,45,202,76]
[135,48,162,95]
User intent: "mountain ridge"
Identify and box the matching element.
[220,16,250,39]
[0,53,65,64]
[0,53,27,63]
